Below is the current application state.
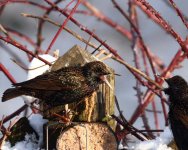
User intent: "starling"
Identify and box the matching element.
[2,61,111,106]
[164,75,188,150]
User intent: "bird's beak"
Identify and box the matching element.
[162,78,170,94]
[114,73,121,76]
[100,75,113,90]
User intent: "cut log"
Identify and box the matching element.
[56,122,118,150]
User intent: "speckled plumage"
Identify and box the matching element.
[164,76,188,150]
[2,61,110,106]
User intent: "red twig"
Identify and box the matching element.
[0,0,49,10]
[128,0,153,138]
[0,63,16,83]
[0,118,18,149]
[112,0,157,77]
[36,0,63,50]
[45,0,80,53]
[134,0,187,53]
[5,27,43,54]
[45,0,123,60]
[113,0,162,132]
[82,1,132,40]
[151,100,159,132]
[0,35,51,65]
[168,0,188,29]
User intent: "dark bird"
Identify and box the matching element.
[2,61,111,106]
[164,75,188,150]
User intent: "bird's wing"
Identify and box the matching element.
[13,69,85,91]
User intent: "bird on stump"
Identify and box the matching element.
[2,61,111,106]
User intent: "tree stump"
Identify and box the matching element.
[56,122,118,150]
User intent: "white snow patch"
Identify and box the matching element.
[27,54,57,80]
[2,134,38,150]
[134,127,173,150]
[29,114,48,147]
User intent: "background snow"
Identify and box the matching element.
[134,127,173,150]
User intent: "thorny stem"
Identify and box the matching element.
[82,1,132,40]
[0,104,28,125]
[163,0,188,21]
[168,0,188,29]
[5,27,43,54]
[113,97,148,141]
[0,63,16,83]
[45,0,124,60]
[112,0,157,77]
[45,0,81,54]
[0,118,19,149]
[133,0,188,54]
[128,0,153,138]
[83,1,165,72]
[0,0,49,10]
[36,0,62,52]
[0,35,51,65]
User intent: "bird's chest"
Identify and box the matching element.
[169,103,188,127]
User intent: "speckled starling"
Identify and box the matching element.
[164,75,188,150]
[2,61,111,106]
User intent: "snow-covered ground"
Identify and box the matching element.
[134,127,173,150]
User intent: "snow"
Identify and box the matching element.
[27,54,57,80]
[2,135,38,150]
[2,114,48,150]
[134,127,173,150]
[29,114,48,147]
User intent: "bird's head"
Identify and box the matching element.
[163,76,188,98]
[83,61,112,88]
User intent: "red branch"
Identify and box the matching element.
[134,0,187,53]
[168,0,188,29]
[0,63,16,83]
[46,0,81,53]
[82,1,132,40]
[6,27,43,54]
[0,104,28,125]
[0,36,51,65]
[45,0,123,60]
[0,0,49,10]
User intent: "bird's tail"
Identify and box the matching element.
[2,87,24,102]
